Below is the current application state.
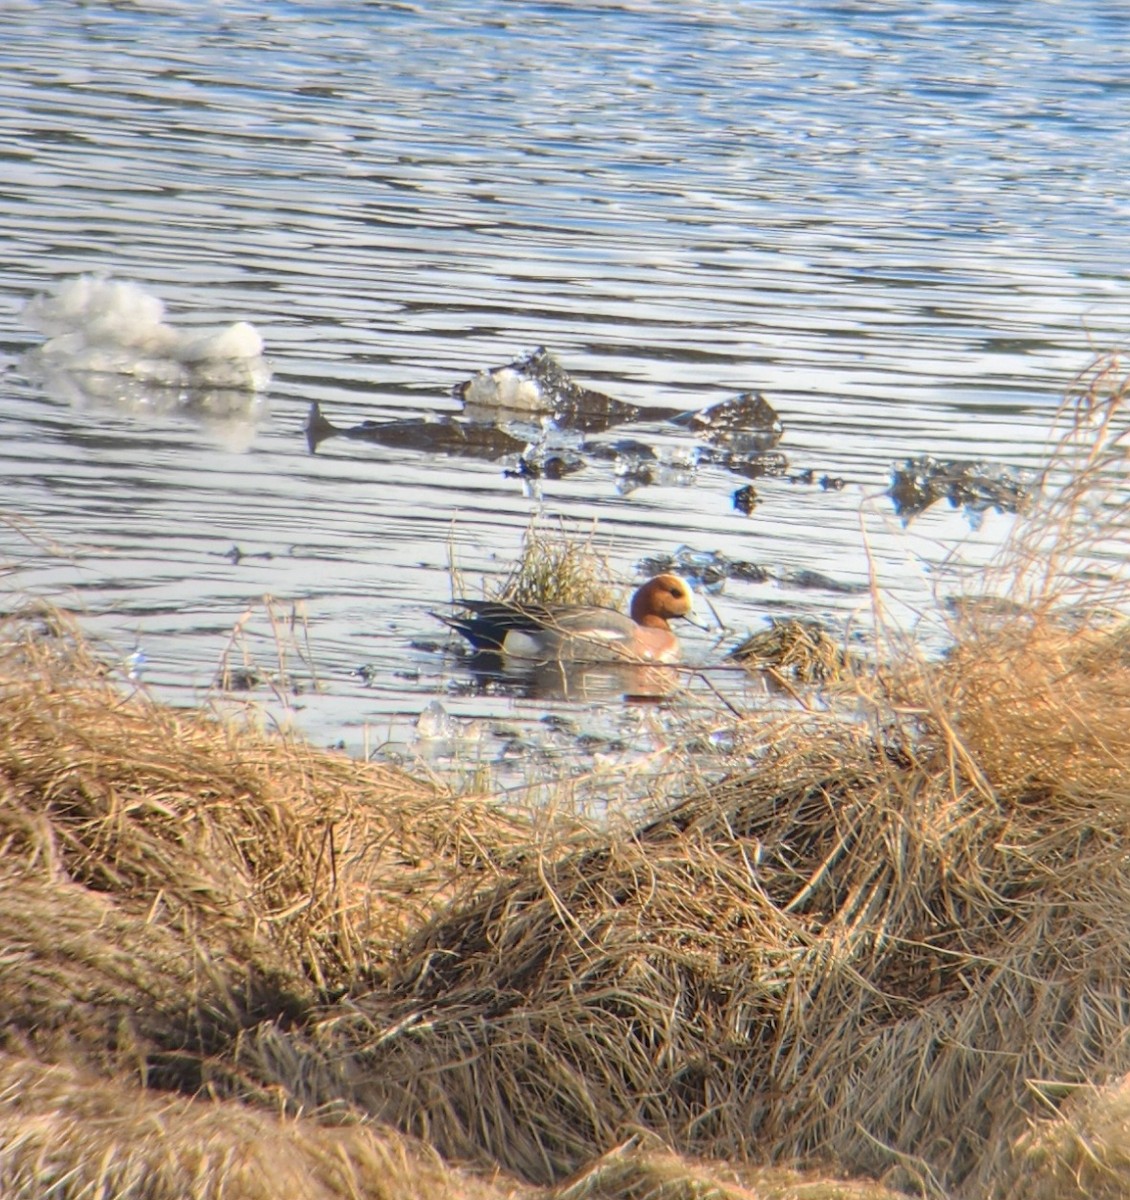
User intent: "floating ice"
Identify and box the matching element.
[455,347,640,432]
[21,274,271,393]
[415,698,459,740]
[461,365,544,412]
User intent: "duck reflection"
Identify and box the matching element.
[459,651,687,703]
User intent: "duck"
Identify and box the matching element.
[438,573,699,664]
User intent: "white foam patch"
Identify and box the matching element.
[22,275,271,392]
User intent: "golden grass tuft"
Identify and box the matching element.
[0,1053,509,1200]
[0,606,537,1089]
[901,350,1130,811]
[1004,1073,1130,1200]
[923,615,1130,806]
[487,517,621,609]
[554,1137,907,1199]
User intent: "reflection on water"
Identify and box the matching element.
[453,653,689,705]
[0,0,1127,775]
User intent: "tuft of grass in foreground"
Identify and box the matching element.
[0,605,539,1085]
[554,1137,905,1199]
[0,1053,505,1200]
[1004,1073,1130,1200]
[0,354,1127,1200]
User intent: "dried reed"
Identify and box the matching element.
[0,1053,504,1200]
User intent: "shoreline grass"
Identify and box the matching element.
[0,355,1127,1199]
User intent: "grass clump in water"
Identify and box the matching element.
[728,615,857,683]
[486,516,622,609]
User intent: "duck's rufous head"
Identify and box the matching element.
[630,573,696,629]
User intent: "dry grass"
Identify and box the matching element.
[904,350,1130,810]
[728,617,856,683]
[1,356,1128,1199]
[0,606,538,1091]
[555,1137,906,1199]
[0,1053,511,1200]
[1003,1073,1130,1200]
[228,357,1130,1197]
[483,516,622,609]
[240,706,1128,1193]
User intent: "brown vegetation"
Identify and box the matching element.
[0,355,1127,1198]
[0,608,533,1079]
[728,616,856,682]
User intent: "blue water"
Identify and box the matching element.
[0,0,1126,774]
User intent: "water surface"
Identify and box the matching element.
[1,0,1127,777]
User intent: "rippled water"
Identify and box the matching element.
[1,0,1127,774]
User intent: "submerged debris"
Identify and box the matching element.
[638,547,865,595]
[503,446,586,481]
[304,402,528,459]
[637,547,769,590]
[613,448,701,494]
[888,454,1037,522]
[216,665,263,692]
[703,447,789,480]
[779,567,868,594]
[583,437,659,466]
[790,468,846,490]
[733,484,759,515]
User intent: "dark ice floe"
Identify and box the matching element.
[305,345,1038,535]
[887,454,1037,524]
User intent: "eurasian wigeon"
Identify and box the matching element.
[439,573,699,664]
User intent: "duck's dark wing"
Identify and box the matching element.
[433,600,559,652]
[434,600,632,654]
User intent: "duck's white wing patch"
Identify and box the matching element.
[501,630,551,659]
